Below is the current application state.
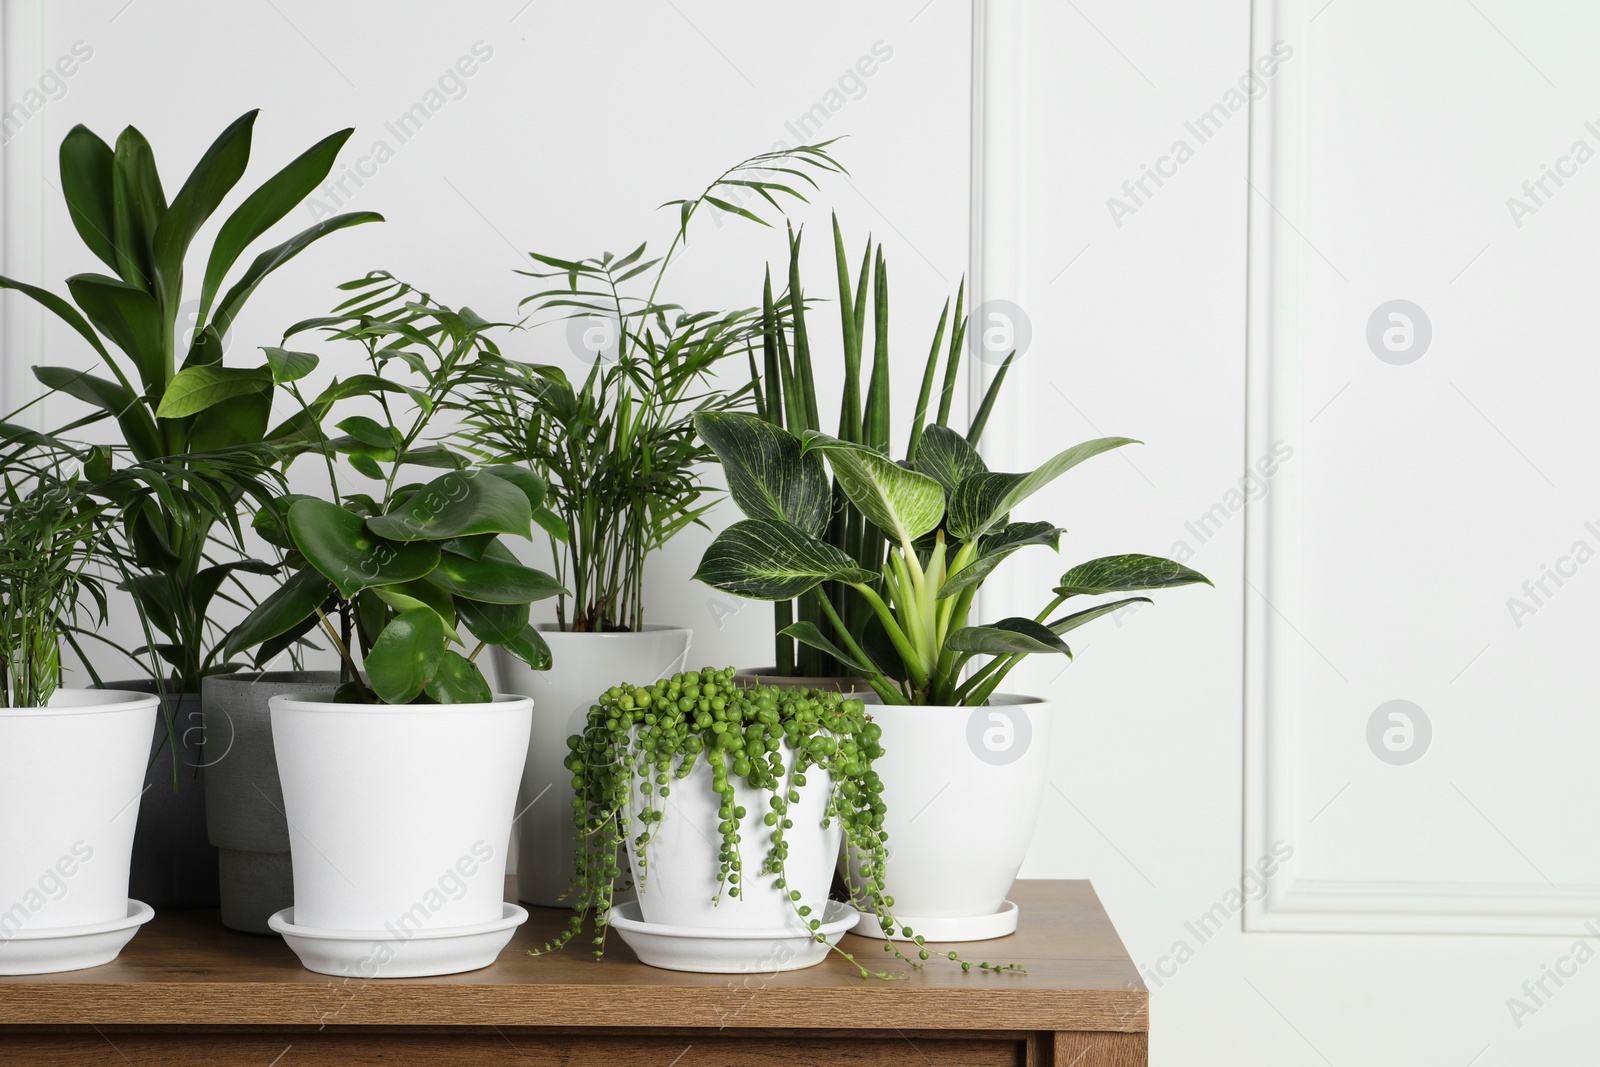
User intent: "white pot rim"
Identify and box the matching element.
[269,692,533,715]
[0,688,160,718]
[533,623,691,637]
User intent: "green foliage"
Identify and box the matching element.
[538,667,1019,978]
[224,275,565,704]
[0,111,381,691]
[455,144,845,633]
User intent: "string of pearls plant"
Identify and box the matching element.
[534,667,1020,978]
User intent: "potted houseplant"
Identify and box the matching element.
[0,434,159,974]
[693,241,1209,938]
[543,668,1020,977]
[222,274,562,977]
[455,144,844,907]
[0,111,381,907]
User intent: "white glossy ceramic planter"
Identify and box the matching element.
[269,692,532,974]
[0,689,159,972]
[849,695,1051,942]
[493,626,690,907]
[628,740,839,931]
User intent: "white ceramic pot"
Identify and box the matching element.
[269,693,532,943]
[849,695,1051,942]
[0,689,159,971]
[628,741,839,931]
[493,626,691,907]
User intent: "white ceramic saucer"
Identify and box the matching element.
[852,898,1019,943]
[268,901,527,978]
[0,899,154,975]
[607,899,858,974]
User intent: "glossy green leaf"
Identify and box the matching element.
[800,431,945,545]
[945,617,1071,657]
[155,364,273,418]
[263,347,318,384]
[915,424,986,496]
[425,552,563,604]
[778,621,877,675]
[223,566,335,661]
[110,125,164,292]
[31,365,161,457]
[152,110,256,318]
[253,493,318,549]
[64,273,165,393]
[456,596,531,644]
[364,607,446,704]
[1055,554,1212,596]
[695,411,830,536]
[206,211,384,343]
[946,437,1139,542]
[59,125,119,272]
[479,464,548,512]
[287,498,440,599]
[371,579,462,642]
[501,625,552,671]
[336,415,401,451]
[937,522,1064,600]
[424,651,492,705]
[1047,597,1153,636]
[694,518,876,601]
[365,470,533,543]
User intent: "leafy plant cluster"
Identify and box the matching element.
[541,668,1019,978]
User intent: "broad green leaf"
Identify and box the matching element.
[915,424,986,496]
[253,493,319,549]
[455,597,531,644]
[425,553,563,604]
[501,625,552,672]
[371,579,462,642]
[693,518,876,601]
[64,273,165,393]
[152,110,256,318]
[110,125,164,292]
[223,566,335,661]
[263,347,318,384]
[1055,554,1212,596]
[155,364,273,418]
[800,431,945,545]
[287,498,440,599]
[59,125,119,272]
[190,386,272,451]
[480,464,548,512]
[937,522,1064,600]
[946,437,1139,542]
[695,411,830,536]
[424,651,492,704]
[31,365,161,458]
[439,533,493,560]
[1047,597,1153,636]
[336,415,401,451]
[945,618,1071,657]
[365,470,533,542]
[365,607,447,704]
[778,621,877,676]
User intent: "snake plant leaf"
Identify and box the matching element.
[371,579,462,643]
[1047,597,1154,636]
[152,110,256,320]
[946,437,1140,542]
[288,498,440,599]
[945,617,1071,657]
[778,621,878,676]
[937,522,1065,600]
[65,274,165,394]
[915,424,986,496]
[455,596,532,644]
[694,517,877,601]
[423,650,493,705]
[425,551,565,605]
[800,431,945,545]
[695,411,830,535]
[198,126,355,325]
[155,365,274,419]
[262,347,319,384]
[365,470,533,542]
[501,625,552,671]
[59,125,119,273]
[365,607,447,704]
[1055,554,1212,596]
[223,565,335,661]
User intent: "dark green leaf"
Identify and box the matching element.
[501,625,552,671]
[288,498,440,599]
[455,596,531,644]
[152,110,256,318]
[915,424,986,496]
[800,431,945,545]
[695,411,830,536]
[1047,597,1153,636]
[224,566,335,661]
[778,621,877,676]
[937,522,1064,600]
[424,651,492,704]
[59,125,119,272]
[155,364,273,418]
[694,518,876,601]
[364,607,447,704]
[945,618,1071,656]
[365,470,533,542]
[1055,554,1212,596]
[425,553,564,604]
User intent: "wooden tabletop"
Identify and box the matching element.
[0,880,1147,1035]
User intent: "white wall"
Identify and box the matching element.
[7,1,1598,1063]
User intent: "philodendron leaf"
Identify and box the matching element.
[694,517,877,601]
[456,596,531,644]
[365,469,533,542]
[695,411,830,536]
[424,650,493,705]
[1055,554,1212,596]
[287,498,440,599]
[426,550,565,605]
[945,617,1071,657]
[778,621,878,676]
[365,606,447,704]
[1047,597,1153,636]
[502,625,552,671]
[800,431,945,545]
[915,424,986,496]
[937,521,1065,600]
[155,364,274,419]
[946,437,1139,542]
[223,566,335,661]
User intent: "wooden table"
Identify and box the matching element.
[0,879,1147,1065]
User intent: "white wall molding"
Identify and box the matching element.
[1,0,47,424]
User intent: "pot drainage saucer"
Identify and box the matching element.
[0,899,154,975]
[268,901,527,978]
[852,898,1019,943]
[607,899,858,974]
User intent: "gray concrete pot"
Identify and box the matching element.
[201,671,340,934]
[106,682,219,909]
